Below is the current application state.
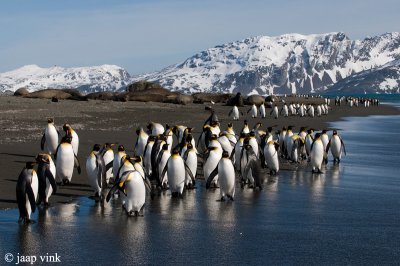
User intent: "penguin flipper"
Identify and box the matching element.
[106,183,119,202]
[340,138,347,155]
[105,161,113,172]
[325,139,331,153]
[41,134,45,150]
[26,185,36,213]
[54,144,60,160]
[74,154,81,174]
[206,166,218,189]
[45,168,57,194]
[160,163,168,184]
[184,162,195,185]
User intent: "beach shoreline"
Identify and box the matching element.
[0,95,399,210]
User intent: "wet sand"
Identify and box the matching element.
[0,95,399,209]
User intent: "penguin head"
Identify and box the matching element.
[307,129,314,134]
[47,118,54,124]
[162,144,169,150]
[35,153,50,164]
[282,126,287,131]
[187,143,193,150]
[210,134,218,141]
[92,144,101,152]
[227,123,233,128]
[239,132,247,139]
[104,143,115,150]
[61,135,72,144]
[332,130,338,135]
[255,122,262,128]
[25,161,36,169]
[63,123,71,132]
[219,132,227,137]
[222,151,229,158]
[249,131,256,137]
[186,134,193,142]
[322,129,328,134]
[118,145,125,152]
[300,127,307,132]
[148,135,156,142]
[171,148,180,156]
[314,133,321,139]
[243,138,250,146]
[131,156,142,163]
[210,121,219,127]
[244,120,248,126]
[135,128,141,135]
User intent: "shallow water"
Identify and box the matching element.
[1,115,399,265]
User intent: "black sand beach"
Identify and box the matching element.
[0,95,399,209]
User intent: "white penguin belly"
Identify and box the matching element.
[103,150,114,183]
[218,159,235,198]
[265,145,279,172]
[45,159,56,201]
[26,171,38,219]
[86,155,101,195]
[185,152,197,185]
[45,126,58,155]
[125,172,146,213]
[311,141,324,171]
[56,145,75,182]
[167,158,185,194]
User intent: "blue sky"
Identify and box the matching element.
[0,0,398,75]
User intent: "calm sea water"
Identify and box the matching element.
[0,101,399,265]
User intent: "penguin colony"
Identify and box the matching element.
[16,95,370,223]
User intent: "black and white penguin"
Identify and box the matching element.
[160,149,195,197]
[241,144,263,190]
[229,105,240,120]
[86,144,107,201]
[326,130,346,163]
[55,135,81,184]
[16,162,38,224]
[63,124,79,156]
[35,154,57,207]
[134,127,149,157]
[101,143,115,184]
[206,151,235,201]
[310,133,324,173]
[41,118,59,155]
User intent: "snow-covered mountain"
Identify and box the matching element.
[1,32,399,95]
[326,59,400,94]
[0,64,131,93]
[134,32,400,95]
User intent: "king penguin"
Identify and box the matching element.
[41,118,59,155]
[55,135,81,184]
[134,127,149,157]
[113,145,126,182]
[248,104,258,118]
[310,133,324,173]
[16,162,38,224]
[86,144,107,201]
[259,104,266,118]
[182,143,197,189]
[264,141,280,175]
[229,105,240,120]
[161,149,195,197]
[63,124,79,156]
[102,143,115,184]
[35,154,57,207]
[206,151,235,201]
[326,130,346,163]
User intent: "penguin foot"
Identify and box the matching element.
[220,196,226,202]
[227,195,234,201]
[62,179,70,185]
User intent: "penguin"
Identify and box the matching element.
[225,123,237,145]
[101,143,115,184]
[35,154,57,207]
[86,144,107,201]
[259,104,266,118]
[110,155,135,205]
[150,135,167,183]
[218,132,234,157]
[41,118,59,155]
[134,127,149,157]
[248,104,257,118]
[321,130,330,164]
[203,145,223,188]
[288,135,305,163]
[270,105,279,119]
[164,126,174,152]
[173,125,187,144]
[16,162,38,224]
[305,129,315,160]
[240,144,263,189]
[307,105,315,118]
[157,144,171,189]
[209,121,221,136]
[284,126,294,158]
[203,109,219,127]
[55,136,81,184]
[264,141,280,175]
[107,167,152,216]
[197,125,212,154]
[160,149,195,197]
[241,120,250,134]
[143,136,156,176]
[63,124,79,156]
[310,133,324,173]
[316,105,322,117]
[248,131,259,158]
[229,105,240,120]
[182,143,197,189]
[280,103,289,117]
[234,133,246,170]
[113,145,126,184]
[279,127,287,157]
[326,130,346,163]
[206,151,235,201]
[147,122,164,136]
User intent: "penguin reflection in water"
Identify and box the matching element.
[16,162,38,224]
[106,157,152,216]
[206,151,235,201]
